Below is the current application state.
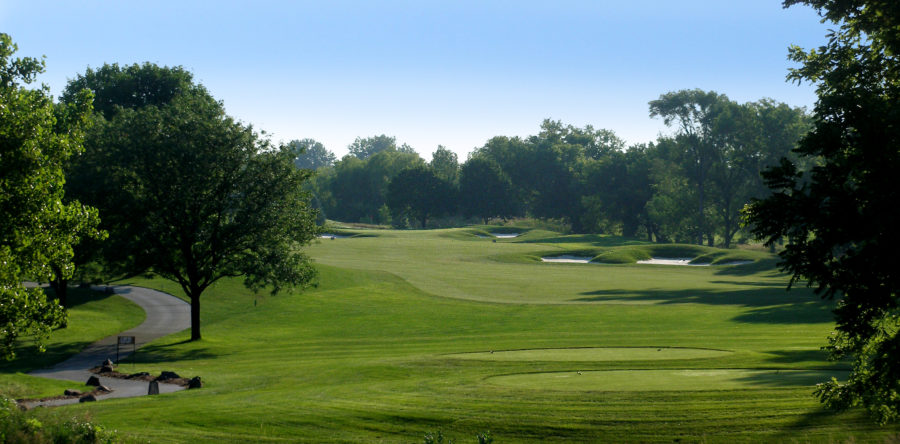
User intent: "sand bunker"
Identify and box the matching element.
[492,232,521,238]
[541,256,593,264]
[450,347,731,362]
[488,368,845,391]
[318,233,349,239]
[637,258,710,266]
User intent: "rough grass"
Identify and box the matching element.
[7,228,899,442]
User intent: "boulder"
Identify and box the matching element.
[86,376,100,386]
[102,358,114,367]
[188,376,202,389]
[79,394,97,403]
[99,364,114,373]
[148,381,159,395]
[96,385,112,393]
[157,371,180,381]
[64,389,82,397]
[127,372,150,379]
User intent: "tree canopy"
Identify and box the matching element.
[0,34,100,358]
[64,64,318,341]
[746,0,900,424]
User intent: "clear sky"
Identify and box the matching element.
[1,1,830,161]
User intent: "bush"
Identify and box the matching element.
[0,397,120,443]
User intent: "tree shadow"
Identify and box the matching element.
[734,369,847,388]
[131,342,220,364]
[573,286,834,324]
[760,349,846,366]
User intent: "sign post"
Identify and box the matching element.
[117,336,136,366]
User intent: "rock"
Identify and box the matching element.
[157,371,180,381]
[99,364,114,373]
[86,376,100,386]
[188,376,202,389]
[102,358,114,367]
[96,385,112,393]
[79,394,97,403]
[64,389,82,397]
[128,372,150,379]
[148,381,159,395]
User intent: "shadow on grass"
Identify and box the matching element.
[711,258,782,276]
[132,342,220,364]
[735,369,847,388]
[573,287,834,324]
[0,341,95,374]
[760,349,844,366]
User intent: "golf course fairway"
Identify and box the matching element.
[4,227,898,442]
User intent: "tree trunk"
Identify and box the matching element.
[190,293,201,341]
[50,277,68,308]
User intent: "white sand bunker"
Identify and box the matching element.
[637,257,709,266]
[637,257,754,266]
[541,256,593,264]
[318,233,349,239]
[450,347,731,362]
[492,232,520,238]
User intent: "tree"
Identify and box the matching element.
[347,134,397,160]
[386,166,455,228]
[288,138,335,170]
[746,0,900,424]
[0,34,99,358]
[429,145,459,184]
[650,90,729,245]
[60,62,195,120]
[82,87,317,341]
[459,156,519,224]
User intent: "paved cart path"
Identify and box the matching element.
[24,285,191,407]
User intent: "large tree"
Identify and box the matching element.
[74,80,317,341]
[386,166,455,228]
[746,0,900,424]
[0,34,99,358]
[288,138,335,170]
[459,156,519,224]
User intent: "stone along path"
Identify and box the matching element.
[24,285,191,407]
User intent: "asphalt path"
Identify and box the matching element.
[24,285,191,407]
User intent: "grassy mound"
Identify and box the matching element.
[449,347,732,362]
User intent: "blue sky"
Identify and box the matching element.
[1,1,830,160]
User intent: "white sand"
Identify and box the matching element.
[318,234,349,239]
[492,233,520,238]
[636,257,710,266]
[541,256,593,263]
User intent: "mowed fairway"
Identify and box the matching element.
[30,228,900,442]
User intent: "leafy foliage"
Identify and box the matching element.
[0,34,102,359]
[746,0,900,423]
[288,138,336,170]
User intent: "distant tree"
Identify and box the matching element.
[459,157,519,223]
[0,34,99,358]
[650,89,729,245]
[386,166,455,228]
[430,145,459,184]
[61,62,195,120]
[330,150,424,223]
[84,88,317,341]
[746,0,900,424]
[580,144,654,238]
[288,138,336,170]
[348,134,397,160]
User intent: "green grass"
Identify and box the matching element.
[0,288,145,399]
[7,227,899,442]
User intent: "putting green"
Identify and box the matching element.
[489,369,846,391]
[449,347,731,361]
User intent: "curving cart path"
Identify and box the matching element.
[24,285,191,407]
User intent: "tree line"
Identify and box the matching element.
[301,91,810,248]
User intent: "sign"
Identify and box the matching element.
[118,336,135,345]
